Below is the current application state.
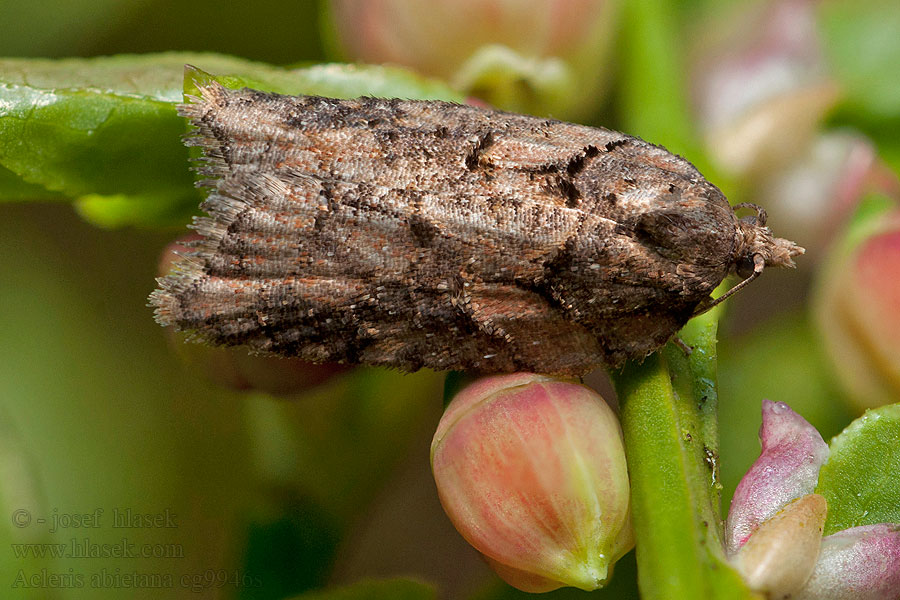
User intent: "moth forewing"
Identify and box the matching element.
[151,81,803,375]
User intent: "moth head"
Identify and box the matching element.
[733,203,805,278]
[693,204,805,316]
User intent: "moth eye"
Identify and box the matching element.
[736,253,757,279]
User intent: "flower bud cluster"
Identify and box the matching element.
[726,401,900,599]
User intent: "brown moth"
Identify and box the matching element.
[150,79,803,376]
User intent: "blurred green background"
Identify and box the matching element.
[2,0,898,598]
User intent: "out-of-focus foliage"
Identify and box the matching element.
[286,577,437,600]
[2,1,899,599]
[325,0,620,120]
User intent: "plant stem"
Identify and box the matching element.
[612,308,758,599]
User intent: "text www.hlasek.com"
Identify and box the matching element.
[11,538,183,559]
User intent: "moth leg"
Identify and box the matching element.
[733,202,768,226]
[673,337,694,356]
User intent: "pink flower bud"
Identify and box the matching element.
[815,209,900,410]
[431,373,632,592]
[793,523,900,600]
[726,400,829,554]
[327,0,619,118]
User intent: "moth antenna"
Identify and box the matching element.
[733,202,767,226]
[692,254,765,316]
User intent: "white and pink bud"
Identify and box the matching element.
[731,493,827,598]
[793,523,900,600]
[690,0,837,177]
[726,400,829,555]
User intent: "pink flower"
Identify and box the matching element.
[726,400,829,554]
[431,373,632,592]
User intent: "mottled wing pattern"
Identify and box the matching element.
[151,83,738,374]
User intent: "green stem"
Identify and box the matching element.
[618,0,697,157]
[617,0,733,196]
[614,2,757,596]
[611,309,757,599]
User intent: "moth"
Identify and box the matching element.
[151,79,803,376]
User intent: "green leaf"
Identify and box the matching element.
[191,63,465,102]
[611,306,757,600]
[0,59,192,198]
[816,403,900,535]
[819,0,900,120]
[287,578,437,600]
[0,54,462,227]
[0,163,64,201]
